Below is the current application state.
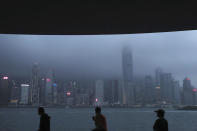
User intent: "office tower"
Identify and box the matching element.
[45,69,54,105]
[53,82,58,104]
[173,80,181,104]
[0,75,11,106]
[182,77,193,105]
[192,88,197,105]
[30,63,40,105]
[56,80,65,105]
[39,77,46,105]
[160,73,174,103]
[155,68,162,86]
[154,68,163,103]
[104,80,119,105]
[104,80,113,105]
[20,84,30,105]
[122,46,134,105]
[63,80,76,106]
[144,75,154,104]
[95,80,104,106]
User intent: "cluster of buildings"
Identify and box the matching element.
[0,46,196,107]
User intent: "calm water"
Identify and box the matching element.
[0,108,197,131]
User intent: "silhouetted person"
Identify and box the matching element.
[153,109,168,131]
[38,107,50,131]
[92,107,107,131]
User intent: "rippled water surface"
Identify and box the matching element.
[0,108,197,131]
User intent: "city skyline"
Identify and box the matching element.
[1,30,197,86]
[0,46,196,106]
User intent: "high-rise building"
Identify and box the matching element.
[122,46,134,105]
[118,80,125,105]
[144,75,154,104]
[53,82,58,104]
[111,80,119,104]
[154,68,163,103]
[0,75,11,106]
[39,77,46,105]
[155,68,162,86]
[45,69,54,105]
[122,46,133,82]
[63,80,77,106]
[173,80,181,104]
[160,73,174,103]
[95,80,104,106]
[30,63,40,105]
[20,84,30,105]
[104,80,120,105]
[183,77,192,90]
[182,77,193,105]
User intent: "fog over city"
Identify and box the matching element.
[0,30,197,86]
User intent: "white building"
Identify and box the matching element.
[20,84,30,104]
[95,80,104,106]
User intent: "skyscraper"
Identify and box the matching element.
[173,80,181,104]
[182,77,193,105]
[0,75,11,106]
[104,80,119,105]
[160,73,174,103]
[39,76,46,105]
[20,84,30,105]
[122,46,134,105]
[122,46,133,82]
[95,80,104,106]
[155,67,162,86]
[45,69,54,105]
[144,75,154,104]
[30,63,40,105]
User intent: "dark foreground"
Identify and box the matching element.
[0,108,197,131]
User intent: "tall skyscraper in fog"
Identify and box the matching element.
[104,80,120,105]
[173,80,181,104]
[122,46,133,82]
[144,75,154,104]
[0,75,11,106]
[182,77,193,105]
[122,46,134,105]
[155,67,162,86]
[30,63,40,105]
[45,69,54,105]
[160,73,174,103]
[95,80,104,106]
[20,84,30,105]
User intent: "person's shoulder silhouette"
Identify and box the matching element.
[38,107,50,131]
[153,109,168,131]
[92,107,107,131]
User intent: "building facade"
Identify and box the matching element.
[20,84,30,105]
[95,80,104,106]
[122,46,134,105]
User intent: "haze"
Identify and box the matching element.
[0,30,197,86]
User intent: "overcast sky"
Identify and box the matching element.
[0,30,197,86]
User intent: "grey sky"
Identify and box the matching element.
[0,30,197,86]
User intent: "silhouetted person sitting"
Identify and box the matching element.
[153,109,168,131]
[92,106,107,131]
[38,107,50,131]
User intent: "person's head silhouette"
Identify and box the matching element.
[38,107,45,116]
[95,106,101,114]
[154,109,165,118]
